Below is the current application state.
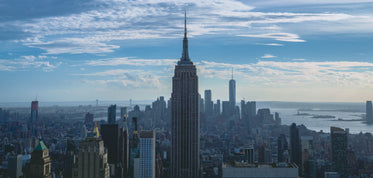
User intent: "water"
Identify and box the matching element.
[256,101,371,134]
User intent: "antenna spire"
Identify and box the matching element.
[184,11,187,38]
[179,11,191,63]
[231,68,234,79]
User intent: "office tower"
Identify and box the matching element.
[244,145,254,164]
[302,136,316,178]
[101,124,119,164]
[119,115,129,177]
[139,130,156,178]
[258,144,272,163]
[30,100,38,122]
[222,101,230,117]
[275,112,281,125]
[171,13,200,178]
[152,97,166,128]
[331,127,348,178]
[366,101,373,123]
[130,117,140,177]
[80,125,87,138]
[200,98,205,114]
[78,123,109,178]
[278,134,288,163]
[248,101,256,119]
[85,112,94,124]
[290,123,302,176]
[241,101,256,120]
[8,154,23,178]
[214,99,221,115]
[108,104,117,124]
[204,90,213,116]
[24,141,52,178]
[229,70,236,113]
[120,107,127,123]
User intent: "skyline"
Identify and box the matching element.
[2,0,373,102]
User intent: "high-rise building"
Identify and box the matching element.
[204,90,213,116]
[366,101,373,123]
[171,13,200,178]
[130,117,140,178]
[222,101,230,117]
[119,115,129,177]
[277,134,288,163]
[229,70,236,113]
[30,100,38,123]
[200,98,205,114]
[101,124,119,164]
[139,130,156,178]
[108,104,116,124]
[331,127,348,178]
[24,141,51,178]
[301,136,316,178]
[244,145,254,164]
[78,123,110,178]
[214,99,221,115]
[120,107,127,123]
[290,123,301,176]
[8,154,23,178]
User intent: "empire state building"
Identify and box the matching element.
[171,13,200,178]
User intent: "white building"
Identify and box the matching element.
[139,130,155,178]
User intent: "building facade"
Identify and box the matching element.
[77,124,109,178]
[139,130,156,178]
[171,13,200,178]
[331,127,348,178]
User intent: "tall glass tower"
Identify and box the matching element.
[229,69,236,111]
[171,12,200,178]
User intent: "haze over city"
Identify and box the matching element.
[2,0,373,102]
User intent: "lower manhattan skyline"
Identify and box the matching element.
[2,0,373,103]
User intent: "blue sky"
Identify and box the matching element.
[1,0,373,102]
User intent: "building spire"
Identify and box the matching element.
[180,11,191,63]
[184,11,187,38]
[231,68,234,79]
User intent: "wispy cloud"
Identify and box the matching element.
[240,33,305,42]
[1,0,371,54]
[86,57,177,66]
[198,60,373,88]
[261,54,276,58]
[262,43,283,46]
[0,55,61,72]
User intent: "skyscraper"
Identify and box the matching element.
[78,123,110,178]
[108,104,116,124]
[204,90,213,116]
[229,70,236,112]
[331,127,348,178]
[366,101,373,123]
[24,141,51,178]
[290,123,302,176]
[139,130,156,178]
[278,134,289,163]
[171,12,200,178]
[30,100,38,123]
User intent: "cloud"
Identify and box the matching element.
[86,57,177,66]
[79,69,164,89]
[261,54,276,58]
[198,60,373,88]
[240,33,305,42]
[24,38,120,54]
[262,43,283,46]
[1,0,371,53]
[0,55,61,72]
